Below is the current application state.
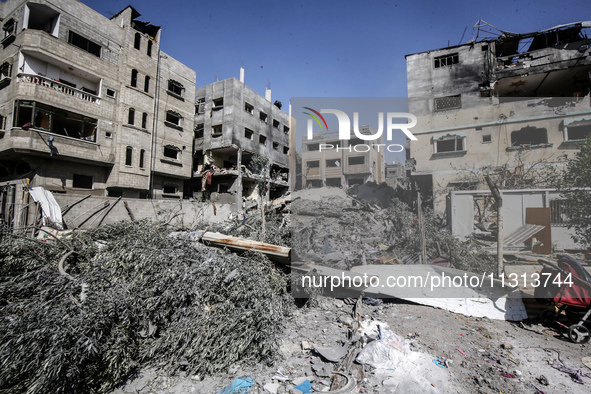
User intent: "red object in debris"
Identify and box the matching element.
[457,348,466,356]
[501,372,516,378]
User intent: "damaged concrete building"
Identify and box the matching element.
[0,0,196,199]
[301,126,385,188]
[406,21,591,213]
[185,75,290,207]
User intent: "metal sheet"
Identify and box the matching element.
[504,224,545,247]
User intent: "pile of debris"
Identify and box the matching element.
[0,220,292,394]
[290,187,495,275]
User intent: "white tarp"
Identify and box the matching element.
[29,187,63,230]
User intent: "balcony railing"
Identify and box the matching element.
[17,73,100,104]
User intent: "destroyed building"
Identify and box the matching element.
[186,75,290,206]
[384,161,405,189]
[0,0,196,199]
[300,126,385,188]
[406,21,591,213]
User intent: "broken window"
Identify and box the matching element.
[510,126,548,147]
[244,128,254,140]
[273,142,279,150]
[326,159,341,167]
[245,102,254,114]
[550,200,569,226]
[434,135,465,153]
[194,123,204,138]
[273,119,280,128]
[128,108,135,125]
[212,124,222,137]
[326,178,342,187]
[349,138,364,147]
[2,19,16,47]
[306,160,320,169]
[434,95,461,111]
[131,69,138,88]
[163,145,179,159]
[167,80,184,98]
[147,40,153,57]
[144,76,150,93]
[125,146,133,166]
[106,89,116,98]
[566,122,591,141]
[68,31,101,57]
[163,184,178,194]
[134,32,141,50]
[213,98,224,110]
[142,112,148,129]
[196,98,205,114]
[306,143,319,151]
[165,110,182,128]
[348,156,365,165]
[25,3,60,37]
[73,174,93,189]
[14,100,97,142]
[0,62,11,81]
[259,111,268,123]
[139,149,145,168]
[3,19,16,38]
[434,53,459,68]
[259,135,267,145]
[283,146,289,155]
[284,125,289,134]
[482,135,492,143]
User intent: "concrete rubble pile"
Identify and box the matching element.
[290,186,496,275]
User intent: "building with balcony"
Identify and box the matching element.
[186,75,290,207]
[406,21,591,213]
[0,0,195,198]
[300,126,385,189]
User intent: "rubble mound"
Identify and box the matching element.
[347,181,397,208]
[0,220,292,394]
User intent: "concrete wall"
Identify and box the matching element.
[55,194,232,230]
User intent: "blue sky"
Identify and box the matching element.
[80,0,591,107]
[79,0,591,163]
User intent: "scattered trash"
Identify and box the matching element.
[217,376,254,394]
[551,364,591,384]
[356,326,409,369]
[294,379,312,394]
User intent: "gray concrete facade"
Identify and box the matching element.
[405,21,591,213]
[0,0,196,199]
[188,77,290,208]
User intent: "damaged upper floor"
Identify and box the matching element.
[406,20,591,111]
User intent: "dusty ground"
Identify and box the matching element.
[112,296,590,394]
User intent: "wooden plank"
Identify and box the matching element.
[195,230,291,264]
[526,207,552,254]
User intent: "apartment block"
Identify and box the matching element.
[406,21,591,212]
[301,126,385,188]
[186,76,290,206]
[0,0,195,199]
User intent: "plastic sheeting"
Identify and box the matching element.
[29,187,63,230]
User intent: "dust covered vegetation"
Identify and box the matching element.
[0,220,292,394]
